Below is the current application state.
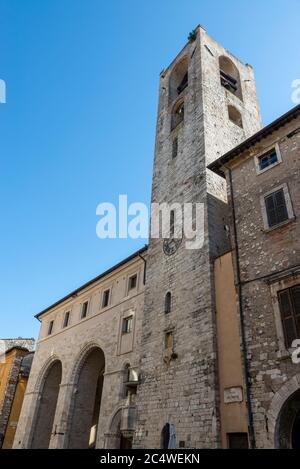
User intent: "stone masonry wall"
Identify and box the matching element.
[134,27,262,449]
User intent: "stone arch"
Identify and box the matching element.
[105,408,133,449]
[169,56,188,104]
[66,344,105,449]
[68,341,106,384]
[219,55,243,101]
[30,358,62,448]
[267,374,300,448]
[34,354,62,392]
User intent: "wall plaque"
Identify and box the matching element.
[224,387,243,404]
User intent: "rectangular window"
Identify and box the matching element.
[48,321,54,336]
[81,301,89,319]
[228,433,249,449]
[63,311,70,328]
[278,285,300,349]
[102,289,110,308]
[265,189,289,228]
[259,149,278,171]
[122,316,133,334]
[128,274,137,291]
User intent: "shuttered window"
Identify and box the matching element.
[265,189,289,228]
[278,285,300,348]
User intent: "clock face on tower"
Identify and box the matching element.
[163,238,182,256]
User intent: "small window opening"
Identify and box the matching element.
[81,301,89,319]
[172,137,178,159]
[258,150,278,171]
[228,105,243,128]
[177,72,188,95]
[63,312,70,328]
[102,289,110,308]
[48,321,54,336]
[170,210,175,238]
[122,316,133,334]
[128,274,137,291]
[165,292,172,314]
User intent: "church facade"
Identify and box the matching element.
[13,26,300,449]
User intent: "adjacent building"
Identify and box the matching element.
[13,249,146,449]
[0,339,34,448]
[209,104,300,449]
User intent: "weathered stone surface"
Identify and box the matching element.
[133,26,261,449]
[223,114,300,448]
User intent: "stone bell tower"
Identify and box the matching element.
[133,26,262,449]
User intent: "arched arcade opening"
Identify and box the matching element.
[67,347,105,449]
[31,360,62,449]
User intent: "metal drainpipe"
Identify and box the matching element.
[138,250,147,285]
[227,167,256,449]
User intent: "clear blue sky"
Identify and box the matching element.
[0,0,299,340]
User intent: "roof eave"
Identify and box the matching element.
[35,246,148,320]
[208,104,300,176]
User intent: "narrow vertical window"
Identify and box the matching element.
[128,274,137,291]
[172,137,178,159]
[102,289,110,308]
[48,321,54,336]
[81,301,89,319]
[63,311,70,328]
[170,210,175,238]
[165,292,172,314]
